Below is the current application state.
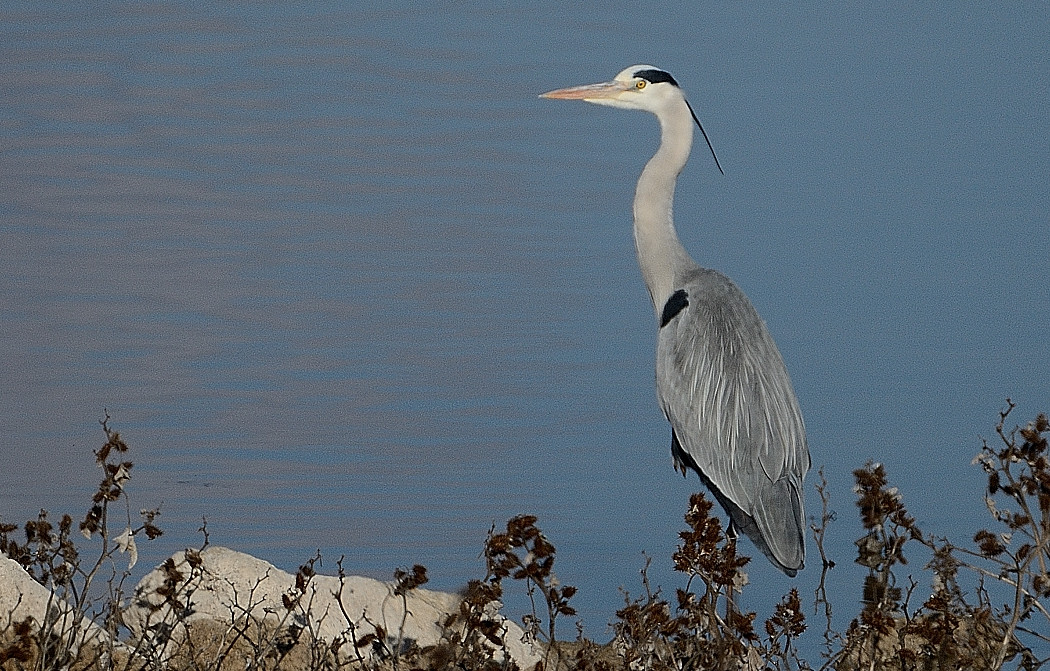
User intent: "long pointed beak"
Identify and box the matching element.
[540,81,630,101]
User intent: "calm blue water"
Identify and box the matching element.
[2,2,1049,653]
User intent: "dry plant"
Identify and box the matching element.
[831,401,1047,670]
[969,404,1050,659]
[432,514,576,671]
[603,493,807,671]
[1,413,162,670]
[3,404,1050,670]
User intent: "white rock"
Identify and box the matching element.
[1,552,56,624]
[0,552,116,658]
[123,546,542,668]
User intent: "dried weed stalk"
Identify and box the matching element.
[1,413,163,670]
[5,405,1050,671]
[609,492,810,671]
[834,402,1050,669]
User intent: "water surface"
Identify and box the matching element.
[2,2,1049,648]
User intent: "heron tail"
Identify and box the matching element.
[748,477,805,576]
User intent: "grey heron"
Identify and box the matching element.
[542,66,809,576]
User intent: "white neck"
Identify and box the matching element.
[633,98,696,317]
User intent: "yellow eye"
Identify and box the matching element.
[635,79,646,90]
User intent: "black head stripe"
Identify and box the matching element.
[633,68,679,87]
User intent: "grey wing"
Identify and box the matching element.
[656,270,809,574]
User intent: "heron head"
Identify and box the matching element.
[540,65,685,113]
[541,65,724,175]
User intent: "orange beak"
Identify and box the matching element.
[540,81,631,101]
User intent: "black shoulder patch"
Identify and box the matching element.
[660,289,689,327]
[633,68,679,87]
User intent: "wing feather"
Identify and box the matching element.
[656,268,809,573]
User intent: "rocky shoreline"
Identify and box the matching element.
[1,545,542,669]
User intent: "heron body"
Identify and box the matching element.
[542,66,809,575]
